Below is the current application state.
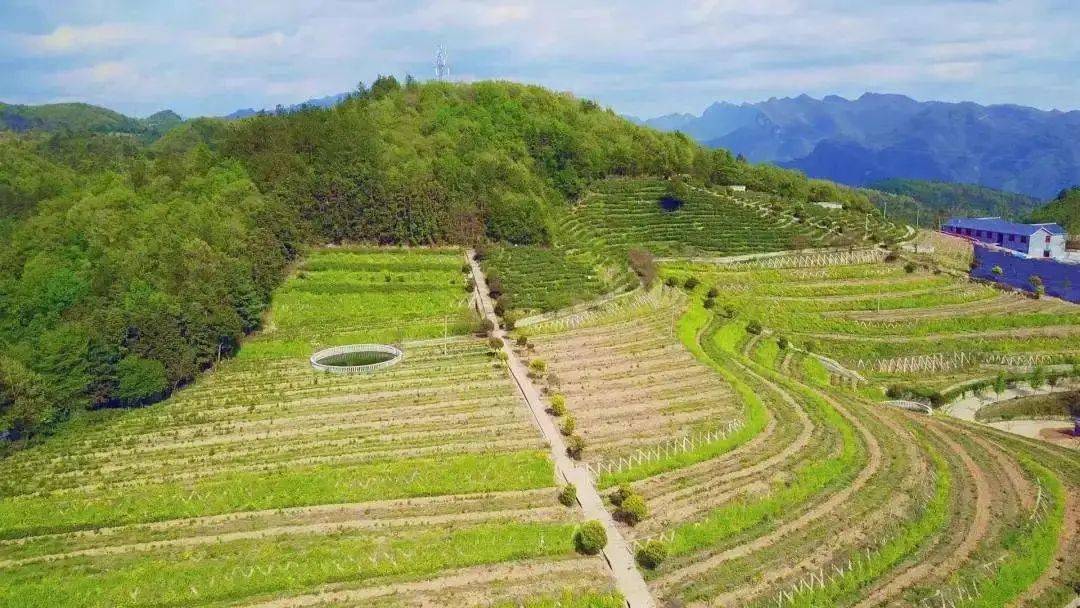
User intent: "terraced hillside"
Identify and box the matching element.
[518,289,750,479]
[510,263,1078,607]
[487,178,906,317]
[560,178,904,259]
[0,248,619,608]
[664,253,1080,401]
[480,245,614,316]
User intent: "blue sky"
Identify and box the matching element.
[1,0,1078,118]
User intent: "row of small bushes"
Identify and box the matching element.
[887,364,1080,408]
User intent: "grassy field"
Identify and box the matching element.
[0,247,618,607]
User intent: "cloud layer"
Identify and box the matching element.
[0,0,1077,118]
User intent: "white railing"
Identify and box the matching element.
[585,419,744,478]
[309,344,404,374]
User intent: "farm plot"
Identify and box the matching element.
[630,282,1079,607]
[481,245,611,315]
[239,247,479,359]
[663,256,1080,396]
[562,178,831,258]
[517,287,749,479]
[0,247,616,607]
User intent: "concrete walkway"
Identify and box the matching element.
[466,250,655,608]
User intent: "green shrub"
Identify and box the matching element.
[528,359,547,375]
[550,393,567,416]
[557,484,577,507]
[703,297,715,309]
[560,414,576,435]
[616,493,648,525]
[635,540,669,569]
[746,320,763,335]
[777,335,789,349]
[488,337,503,350]
[516,335,528,347]
[706,286,719,298]
[566,434,585,459]
[992,265,1003,276]
[116,356,168,406]
[609,483,633,506]
[1031,365,1046,389]
[684,276,699,290]
[664,276,678,287]
[904,261,917,273]
[574,520,607,555]
[479,319,495,336]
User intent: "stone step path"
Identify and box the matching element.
[466,250,655,608]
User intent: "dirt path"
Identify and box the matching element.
[468,250,655,608]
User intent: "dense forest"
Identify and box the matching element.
[1028,186,1080,234]
[0,77,879,440]
[865,178,1041,228]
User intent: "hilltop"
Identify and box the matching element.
[0,102,181,140]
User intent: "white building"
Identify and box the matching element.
[942,217,1068,260]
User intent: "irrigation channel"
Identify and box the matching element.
[466,249,656,608]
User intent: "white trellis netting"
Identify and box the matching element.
[310,344,404,374]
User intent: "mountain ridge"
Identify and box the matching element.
[640,93,1080,198]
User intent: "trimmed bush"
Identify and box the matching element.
[560,414,576,436]
[479,319,495,337]
[487,337,503,350]
[636,540,669,569]
[566,434,585,459]
[616,493,648,525]
[609,483,633,507]
[557,484,577,507]
[529,359,547,375]
[550,393,567,416]
[574,520,607,555]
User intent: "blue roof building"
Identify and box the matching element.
[943,217,1067,259]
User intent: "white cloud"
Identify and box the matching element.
[1,0,1077,117]
[22,23,151,54]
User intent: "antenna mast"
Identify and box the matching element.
[435,46,450,80]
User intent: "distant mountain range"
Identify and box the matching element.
[630,93,1080,199]
[224,93,351,119]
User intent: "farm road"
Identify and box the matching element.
[467,250,656,608]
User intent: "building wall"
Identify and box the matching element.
[972,245,1080,303]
